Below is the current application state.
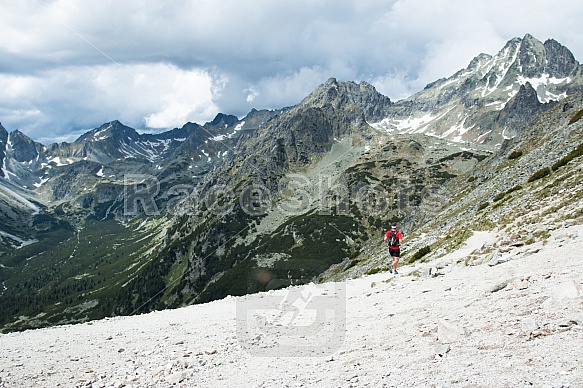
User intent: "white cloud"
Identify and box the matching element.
[143,67,219,128]
[371,72,417,102]
[245,86,260,103]
[0,64,220,142]
[253,67,333,107]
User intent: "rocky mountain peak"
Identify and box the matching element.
[207,113,239,128]
[75,120,139,143]
[543,38,579,78]
[518,34,549,78]
[507,82,541,110]
[298,78,392,122]
[0,123,7,142]
[8,130,39,163]
[513,34,579,79]
[521,32,541,46]
[466,53,493,72]
[499,36,523,58]
[299,77,341,106]
[489,81,549,140]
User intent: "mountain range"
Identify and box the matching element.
[1,33,583,332]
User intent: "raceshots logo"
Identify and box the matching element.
[236,280,346,357]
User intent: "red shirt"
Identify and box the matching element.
[385,230,403,249]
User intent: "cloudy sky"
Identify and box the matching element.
[1,0,582,143]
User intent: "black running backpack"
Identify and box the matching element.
[387,230,399,246]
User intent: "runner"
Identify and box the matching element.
[384,223,403,274]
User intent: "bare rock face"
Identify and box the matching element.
[299,77,393,122]
[8,130,40,163]
[543,38,580,78]
[0,123,7,178]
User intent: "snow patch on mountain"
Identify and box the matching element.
[370,107,455,136]
[45,156,73,167]
[517,74,571,103]
[113,138,185,162]
[1,168,18,181]
[370,113,435,133]
[0,230,38,248]
[88,124,113,142]
[32,177,49,188]
[441,117,474,142]
[211,121,245,141]
[1,165,9,180]
[479,43,521,98]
